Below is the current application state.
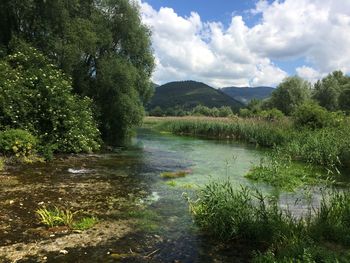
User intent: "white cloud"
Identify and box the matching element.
[139,0,350,87]
[296,66,323,84]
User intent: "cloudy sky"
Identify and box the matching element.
[137,0,350,88]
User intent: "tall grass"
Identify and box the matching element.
[152,117,293,147]
[189,181,350,262]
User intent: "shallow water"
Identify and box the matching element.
[0,128,345,262]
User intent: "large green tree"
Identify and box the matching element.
[0,0,154,145]
[269,76,311,115]
[313,71,350,112]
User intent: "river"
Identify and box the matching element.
[0,128,337,262]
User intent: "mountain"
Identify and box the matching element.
[148,80,243,111]
[221,86,274,104]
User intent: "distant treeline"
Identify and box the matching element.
[149,105,234,117]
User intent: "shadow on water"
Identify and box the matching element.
[0,128,347,262]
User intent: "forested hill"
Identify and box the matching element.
[221,86,274,104]
[148,81,243,111]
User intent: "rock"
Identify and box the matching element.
[59,249,68,255]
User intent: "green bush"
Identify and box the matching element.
[0,129,37,158]
[0,45,100,153]
[239,108,253,118]
[293,102,343,129]
[257,108,284,121]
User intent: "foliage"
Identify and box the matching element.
[189,183,294,242]
[36,206,98,230]
[0,129,37,158]
[246,152,323,191]
[310,191,350,245]
[36,207,77,228]
[293,102,343,129]
[269,76,311,115]
[312,71,350,111]
[0,157,4,171]
[73,217,98,230]
[154,117,291,147]
[0,46,100,153]
[189,181,350,262]
[1,0,155,145]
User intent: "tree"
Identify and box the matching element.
[269,76,311,115]
[312,71,350,111]
[0,0,155,145]
[339,89,350,113]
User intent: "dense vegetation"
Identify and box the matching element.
[189,181,350,262]
[149,104,234,117]
[0,0,154,164]
[147,80,243,113]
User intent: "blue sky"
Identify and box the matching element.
[144,0,260,26]
[140,0,350,87]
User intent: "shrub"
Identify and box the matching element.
[218,106,233,117]
[293,102,342,129]
[0,45,100,153]
[239,108,253,118]
[257,108,284,121]
[0,129,37,158]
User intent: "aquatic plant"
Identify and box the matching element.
[166,180,177,187]
[160,170,190,179]
[245,152,324,191]
[128,209,162,233]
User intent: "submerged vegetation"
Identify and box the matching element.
[160,170,191,179]
[189,181,350,262]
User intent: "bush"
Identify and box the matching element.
[293,102,342,129]
[218,106,233,117]
[0,129,37,158]
[257,108,284,121]
[239,108,253,118]
[0,45,100,153]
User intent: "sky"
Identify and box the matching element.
[137,0,350,88]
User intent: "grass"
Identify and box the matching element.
[73,216,98,230]
[160,170,190,179]
[36,206,97,230]
[189,181,350,262]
